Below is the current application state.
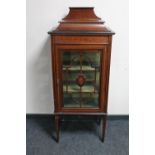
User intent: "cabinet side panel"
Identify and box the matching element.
[51,36,60,112]
[103,36,113,112]
[99,46,107,112]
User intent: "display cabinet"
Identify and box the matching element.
[48,7,115,142]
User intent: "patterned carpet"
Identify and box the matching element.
[26,115,129,155]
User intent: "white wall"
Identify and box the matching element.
[26,0,129,114]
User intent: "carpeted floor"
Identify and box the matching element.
[26,115,129,155]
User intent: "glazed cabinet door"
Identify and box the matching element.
[62,50,101,108]
[55,45,109,112]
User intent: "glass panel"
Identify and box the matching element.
[62,50,101,108]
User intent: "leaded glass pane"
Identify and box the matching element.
[62,50,101,108]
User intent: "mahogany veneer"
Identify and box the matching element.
[48,7,115,142]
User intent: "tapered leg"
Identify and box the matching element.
[55,115,60,143]
[96,116,101,125]
[101,115,107,142]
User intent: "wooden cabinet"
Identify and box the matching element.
[48,7,115,142]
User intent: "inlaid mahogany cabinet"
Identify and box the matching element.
[48,7,115,142]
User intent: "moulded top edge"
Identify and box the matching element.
[48,30,115,36]
[69,7,94,9]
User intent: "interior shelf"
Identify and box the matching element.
[63,93,99,108]
[63,102,98,108]
[63,83,98,93]
[63,65,97,71]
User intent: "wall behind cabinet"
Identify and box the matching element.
[26,0,129,114]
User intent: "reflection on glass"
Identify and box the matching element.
[62,51,101,108]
